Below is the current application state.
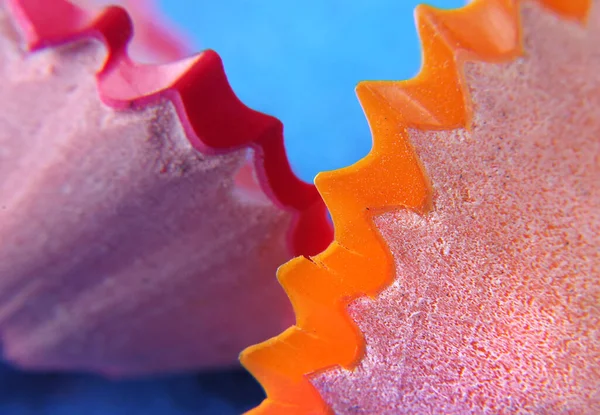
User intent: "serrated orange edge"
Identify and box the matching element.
[239,1,591,413]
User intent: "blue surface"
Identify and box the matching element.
[0,363,263,414]
[1,0,465,414]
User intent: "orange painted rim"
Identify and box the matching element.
[239,1,592,414]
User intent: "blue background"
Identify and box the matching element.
[166,0,465,182]
[1,0,463,413]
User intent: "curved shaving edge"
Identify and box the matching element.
[240,0,591,413]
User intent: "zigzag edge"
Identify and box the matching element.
[112,0,192,62]
[239,0,592,414]
[5,0,333,258]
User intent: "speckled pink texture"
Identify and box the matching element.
[0,7,293,376]
[312,2,600,414]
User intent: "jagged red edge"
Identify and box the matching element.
[120,0,192,61]
[6,0,333,257]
